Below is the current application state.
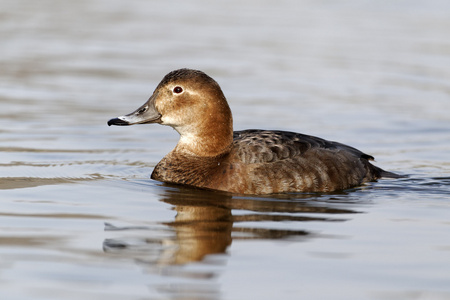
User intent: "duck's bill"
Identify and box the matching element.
[108,93,162,126]
[107,113,161,126]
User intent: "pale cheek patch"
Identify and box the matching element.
[161,114,183,127]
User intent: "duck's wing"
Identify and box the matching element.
[232,129,374,164]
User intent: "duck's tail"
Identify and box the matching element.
[379,169,407,179]
[364,160,407,180]
[371,163,407,179]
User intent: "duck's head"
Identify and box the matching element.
[108,68,233,156]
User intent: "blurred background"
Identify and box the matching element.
[1,1,449,299]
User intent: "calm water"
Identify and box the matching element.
[1,1,450,299]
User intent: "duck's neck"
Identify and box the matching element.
[174,117,233,157]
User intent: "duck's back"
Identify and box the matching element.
[221,130,391,194]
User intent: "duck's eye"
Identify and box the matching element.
[173,86,183,94]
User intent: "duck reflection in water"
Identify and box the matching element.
[103,184,359,266]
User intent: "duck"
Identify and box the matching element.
[108,68,401,194]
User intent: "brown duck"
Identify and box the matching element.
[108,68,401,194]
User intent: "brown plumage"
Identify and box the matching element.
[108,68,401,194]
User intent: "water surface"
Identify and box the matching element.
[1,1,450,299]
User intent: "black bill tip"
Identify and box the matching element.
[107,118,130,126]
